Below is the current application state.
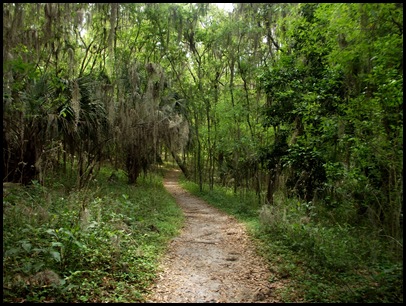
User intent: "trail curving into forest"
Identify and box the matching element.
[146,169,282,303]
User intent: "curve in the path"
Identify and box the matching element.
[146,169,280,303]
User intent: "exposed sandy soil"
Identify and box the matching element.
[145,169,283,303]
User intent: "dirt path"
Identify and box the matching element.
[145,170,281,303]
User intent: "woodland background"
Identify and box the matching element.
[3,3,403,303]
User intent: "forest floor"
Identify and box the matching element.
[145,169,287,303]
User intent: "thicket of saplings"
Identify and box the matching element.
[3,163,184,303]
[180,174,403,303]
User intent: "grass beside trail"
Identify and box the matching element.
[3,165,184,303]
[179,177,403,303]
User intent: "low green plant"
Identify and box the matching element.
[180,176,403,303]
[3,165,184,303]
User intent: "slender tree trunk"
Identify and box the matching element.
[229,57,240,194]
[206,102,214,190]
[170,150,190,179]
[193,112,203,191]
[266,170,274,205]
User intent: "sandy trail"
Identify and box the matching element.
[146,169,280,303]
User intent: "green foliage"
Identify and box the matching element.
[283,143,327,202]
[256,195,403,302]
[3,165,184,302]
[257,3,402,250]
[3,2,403,302]
[180,174,402,303]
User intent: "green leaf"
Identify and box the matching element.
[61,283,78,293]
[60,228,75,239]
[51,242,64,248]
[46,229,58,237]
[50,251,61,262]
[33,262,45,272]
[4,248,20,257]
[74,240,86,249]
[22,242,32,252]
[22,262,33,273]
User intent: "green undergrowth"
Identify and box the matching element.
[3,165,184,303]
[179,177,403,303]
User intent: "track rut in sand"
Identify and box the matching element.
[146,169,282,303]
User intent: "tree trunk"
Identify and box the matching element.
[266,170,274,205]
[170,150,190,180]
